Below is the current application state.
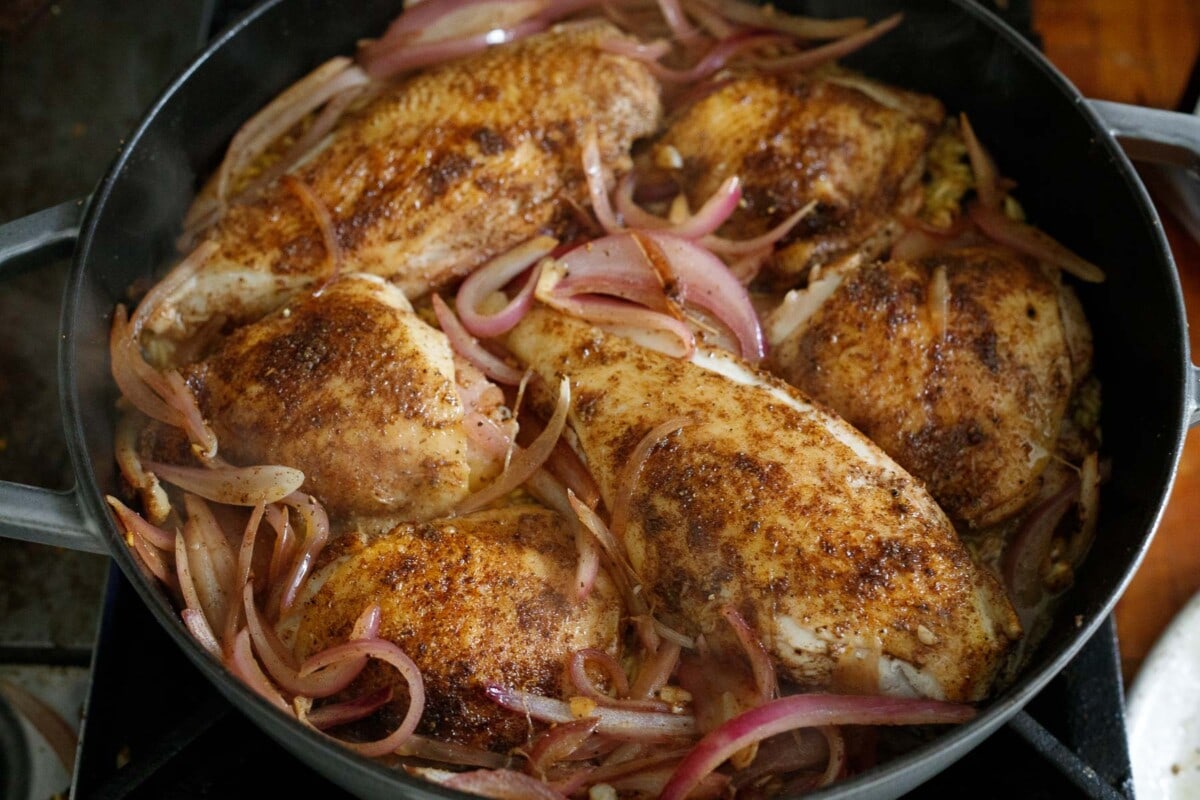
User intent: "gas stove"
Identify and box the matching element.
[0,2,1137,799]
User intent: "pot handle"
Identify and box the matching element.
[0,200,107,554]
[1087,100,1200,428]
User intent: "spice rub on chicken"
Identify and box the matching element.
[182,274,508,526]
[507,308,1021,703]
[144,20,662,347]
[767,246,1092,529]
[292,506,622,751]
[651,68,943,285]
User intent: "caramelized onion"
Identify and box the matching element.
[659,694,974,800]
[146,461,304,506]
[456,377,570,515]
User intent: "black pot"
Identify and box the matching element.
[0,1,1197,797]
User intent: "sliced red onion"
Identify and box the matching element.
[456,236,556,337]
[582,127,623,234]
[654,0,700,41]
[229,628,292,713]
[960,113,1000,211]
[648,34,786,83]
[629,641,682,702]
[817,725,847,787]
[106,495,175,551]
[702,197,817,256]
[362,19,548,81]
[306,687,393,731]
[443,769,569,800]
[753,13,902,73]
[114,413,171,524]
[265,504,295,589]
[610,416,690,542]
[719,605,777,704]
[555,749,691,796]
[181,608,222,658]
[528,718,602,777]
[598,37,673,62]
[181,496,236,632]
[540,291,697,359]
[658,693,975,800]
[553,236,670,310]
[568,490,646,615]
[1003,476,1080,611]
[687,0,868,38]
[653,621,695,650]
[235,503,265,600]
[215,58,369,205]
[109,307,180,427]
[891,228,947,261]
[130,530,177,587]
[282,175,342,293]
[455,376,570,515]
[433,294,525,384]
[163,370,219,462]
[1071,452,1101,564]
[128,240,218,335]
[636,231,765,360]
[397,734,512,768]
[571,648,631,701]
[245,583,368,697]
[276,492,332,615]
[299,638,425,757]
[367,0,545,53]
[968,202,1105,283]
[175,532,213,639]
[574,523,601,601]
[0,678,79,772]
[145,461,304,506]
[485,685,697,741]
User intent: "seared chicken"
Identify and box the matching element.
[293,506,622,751]
[507,309,1020,702]
[653,69,942,284]
[185,274,501,524]
[768,247,1091,528]
[146,20,662,345]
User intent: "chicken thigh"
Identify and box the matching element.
[184,273,503,524]
[293,506,622,751]
[768,246,1091,528]
[507,309,1019,702]
[145,20,662,345]
[652,68,942,285]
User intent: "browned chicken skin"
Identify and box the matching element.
[507,309,1020,702]
[145,20,662,345]
[185,274,479,524]
[768,246,1091,528]
[293,506,622,751]
[653,68,943,284]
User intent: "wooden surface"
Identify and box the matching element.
[1034,1,1200,681]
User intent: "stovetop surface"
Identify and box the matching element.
[0,1,1134,799]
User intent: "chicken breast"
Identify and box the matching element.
[652,68,942,285]
[506,309,1019,702]
[293,506,622,751]
[146,20,662,345]
[185,273,484,523]
[768,246,1090,528]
